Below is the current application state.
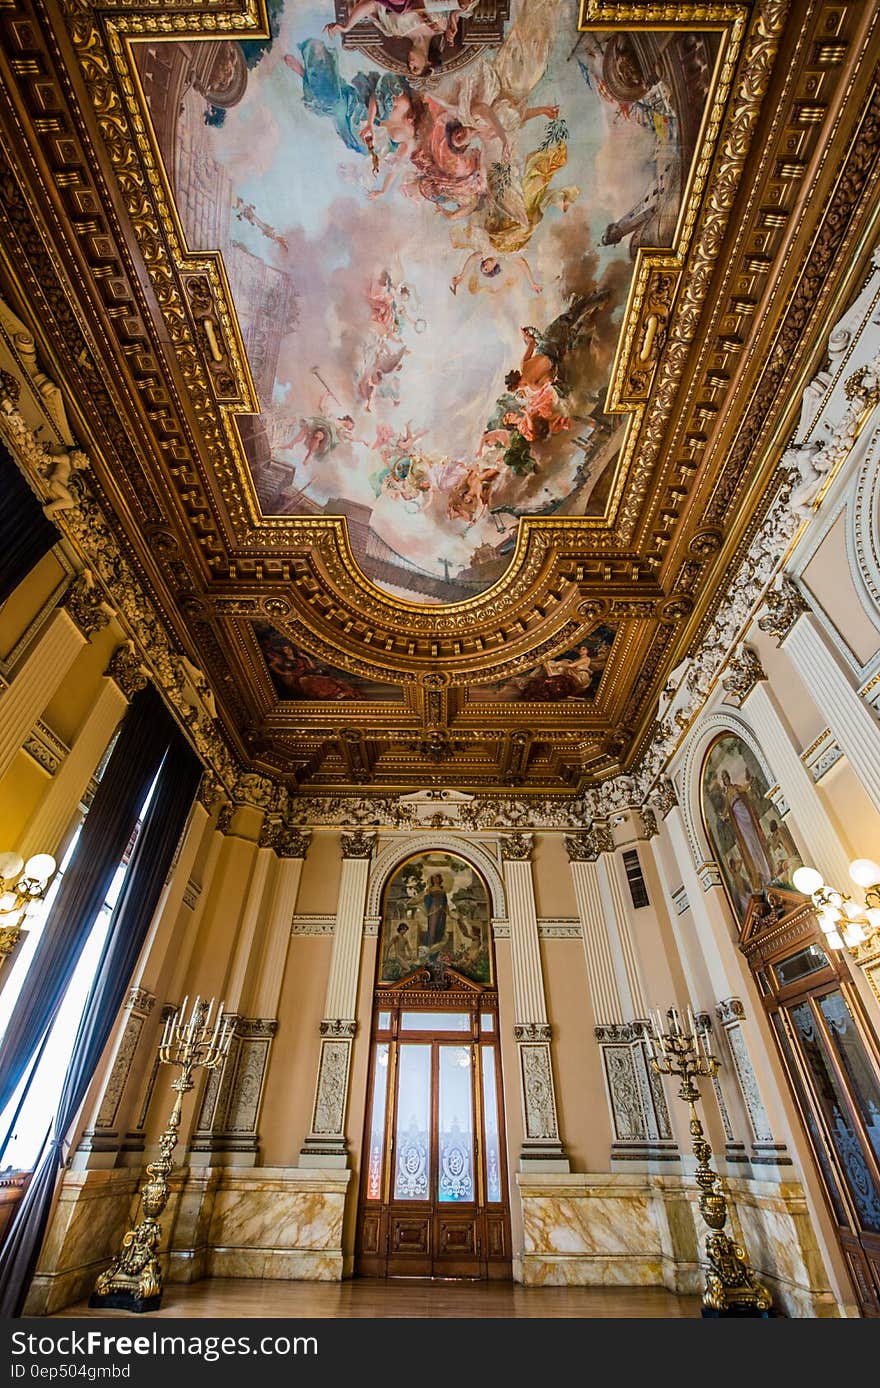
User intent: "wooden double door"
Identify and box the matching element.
[356,985,511,1279]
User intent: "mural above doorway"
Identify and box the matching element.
[137,3,718,602]
[380,851,492,983]
[701,732,804,926]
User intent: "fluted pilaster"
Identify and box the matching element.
[18,678,126,859]
[784,611,880,813]
[300,832,375,1167]
[744,679,852,888]
[0,607,85,780]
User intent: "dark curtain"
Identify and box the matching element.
[0,715,202,1315]
[0,440,59,605]
[0,684,170,1122]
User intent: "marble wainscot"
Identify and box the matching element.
[204,1168,351,1281]
[24,1168,141,1315]
[517,1172,840,1316]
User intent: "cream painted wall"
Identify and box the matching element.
[296,830,343,914]
[801,511,880,667]
[531,832,578,917]
[0,751,50,848]
[816,756,880,864]
[539,939,611,1171]
[260,935,333,1167]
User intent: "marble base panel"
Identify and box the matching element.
[208,1249,343,1280]
[25,1169,141,1316]
[517,1172,841,1315]
[203,1168,351,1284]
[27,1167,352,1314]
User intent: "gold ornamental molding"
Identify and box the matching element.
[1,0,879,791]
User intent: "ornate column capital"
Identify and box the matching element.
[275,826,312,859]
[104,644,148,700]
[319,1018,357,1038]
[64,571,114,637]
[652,777,678,818]
[501,831,534,861]
[715,997,746,1025]
[594,1022,634,1044]
[722,645,766,704]
[513,1022,551,1042]
[757,575,809,645]
[638,806,658,840]
[564,830,598,862]
[196,770,223,812]
[125,987,155,1015]
[340,829,376,859]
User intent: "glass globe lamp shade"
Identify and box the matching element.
[866,907,880,931]
[842,922,866,947]
[818,905,842,928]
[23,853,56,885]
[825,928,844,951]
[0,851,24,884]
[0,891,20,914]
[793,865,824,896]
[849,858,880,889]
[842,898,865,920]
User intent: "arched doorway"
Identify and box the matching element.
[355,849,512,1279]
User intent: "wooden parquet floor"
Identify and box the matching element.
[52,1277,702,1318]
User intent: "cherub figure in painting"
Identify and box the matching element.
[445,460,501,524]
[279,390,360,468]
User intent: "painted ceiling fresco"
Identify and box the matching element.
[470,621,615,702]
[137,2,716,604]
[255,621,405,700]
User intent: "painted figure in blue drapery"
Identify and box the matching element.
[283,39,409,157]
[424,873,449,949]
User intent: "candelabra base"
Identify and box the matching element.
[701,1306,771,1318]
[88,1290,162,1314]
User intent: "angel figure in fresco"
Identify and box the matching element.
[259,630,361,701]
[283,40,410,157]
[357,339,409,411]
[363,87,487,217]
[279,391,361,468]
[387,919,418,972]
[325,0,480,79]
[726,852,755,918]
[368,421,432,504]
[449,224,543,297]
[367,271,425,339]
[766,818,800,884]
[445,460,501,524]
[444,0,565,159]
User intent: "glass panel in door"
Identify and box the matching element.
[789,1001,880,1232]
[393,1044,431,1201]
[437,1045,475,1203]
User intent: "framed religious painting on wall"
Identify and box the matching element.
[701,732,804,926]
[379,851,492,984]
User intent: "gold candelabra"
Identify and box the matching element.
[647,1005,772,1317]
[0,849,56,971]
[90,995,231,1312]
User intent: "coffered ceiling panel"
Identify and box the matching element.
[1,0,878,795]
